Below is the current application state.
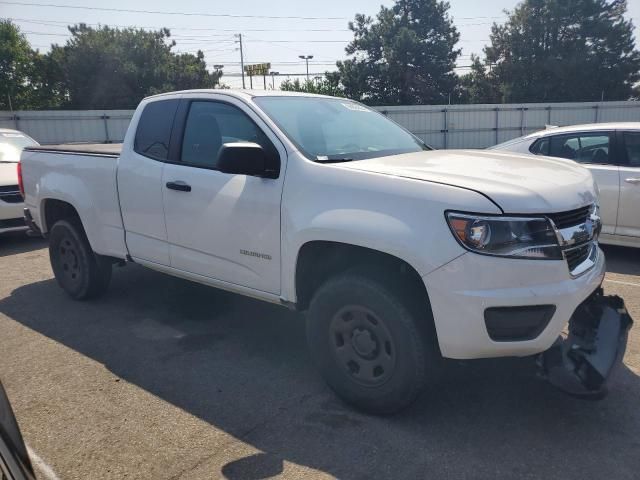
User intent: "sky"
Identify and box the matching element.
[1,0,639,89]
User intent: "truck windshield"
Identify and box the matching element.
[0,132,38,162]
[254,96,430,161]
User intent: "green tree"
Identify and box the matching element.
[51,24,222,108]
[336,0,460,105]
[0,20,38,109]
[458,55,502,104]
[28,47,67,108]
[165,51,221,92]
[279,73,344,96]
[485,0,640,102]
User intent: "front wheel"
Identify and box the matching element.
[306,271,438,414]
[49,219,112,300]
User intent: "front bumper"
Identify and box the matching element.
[538,289,633,398]
[423,247,606,359]
[0,198,27,233]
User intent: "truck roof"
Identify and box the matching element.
[145,89,336,102]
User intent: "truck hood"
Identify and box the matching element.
[338,150,597,213]
[0,162,18,187]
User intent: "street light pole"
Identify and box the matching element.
[235,34,245,89]
[270,71,280,89]
[299,55,313,81]
[213,65,224,87]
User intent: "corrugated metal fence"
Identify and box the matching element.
[378,101,640,149]
[1,100,639,148]
[0,110,132,145]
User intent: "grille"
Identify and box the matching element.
[0,185,19,193]
[546,205,591,229]
[0,218,25,229]
[0,184,22,204]
[565,243,591,271]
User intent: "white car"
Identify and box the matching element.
[20,91,632,413]
[491,122,640,248]
[0,128,38,234]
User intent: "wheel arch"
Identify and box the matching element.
[41,198,82,234]
[294,240,432,315]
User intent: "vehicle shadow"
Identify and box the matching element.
[0,232,47,258]
[601,244,640,276]
[0,265,639,479]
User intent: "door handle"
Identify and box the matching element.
[166,181,192,192]
[625,178,640,184]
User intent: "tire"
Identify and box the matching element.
[306,269,439,414]
[49,219,112,300]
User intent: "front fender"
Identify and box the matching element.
[281,207,465,304]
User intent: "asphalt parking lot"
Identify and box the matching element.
[0,233,639,480]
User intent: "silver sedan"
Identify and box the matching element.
[491,122,640,248]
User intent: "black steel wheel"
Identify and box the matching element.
[307,269,439,414]
[329,305,396,387]
[56,234,82,289]
[49,219,112,300]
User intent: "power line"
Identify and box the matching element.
[8,17,352,32]
[21,30,490,43]
[0,1,349,20]
[7,16,515,31]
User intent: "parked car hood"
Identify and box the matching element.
[0,161,18,187]
[338,149,597,214]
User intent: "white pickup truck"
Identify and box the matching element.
[20,90,632,413]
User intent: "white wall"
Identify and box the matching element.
[0,110,132,145]
[1,101,639,148]
[375,101,640,149]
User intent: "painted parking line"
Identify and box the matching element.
[26,445,61,480]
[605,278,640,288]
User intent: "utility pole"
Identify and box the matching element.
[299,55,313,81]
[235,34,245,89]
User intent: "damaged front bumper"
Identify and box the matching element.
[538,289,633,399]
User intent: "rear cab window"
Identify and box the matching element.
[134,99,180,161]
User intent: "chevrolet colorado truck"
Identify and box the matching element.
[19,91,632,413]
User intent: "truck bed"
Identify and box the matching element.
[25,143,122,157]
[21,144,127,259]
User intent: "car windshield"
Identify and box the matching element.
[254,96,430,161]
[0,132,38,162]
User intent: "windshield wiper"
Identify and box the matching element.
[316,156,355,163]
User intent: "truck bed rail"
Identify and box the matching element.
[24,144,122,157]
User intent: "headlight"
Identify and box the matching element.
[446,212,562,259]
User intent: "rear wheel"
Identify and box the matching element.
[307,270,439,414]
[49,219,112,300]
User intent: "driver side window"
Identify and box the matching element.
[180,101,276,169]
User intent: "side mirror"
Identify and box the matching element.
[218,142,276,178]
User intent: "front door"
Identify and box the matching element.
[617,131,640,238]
[161,96,286,294]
